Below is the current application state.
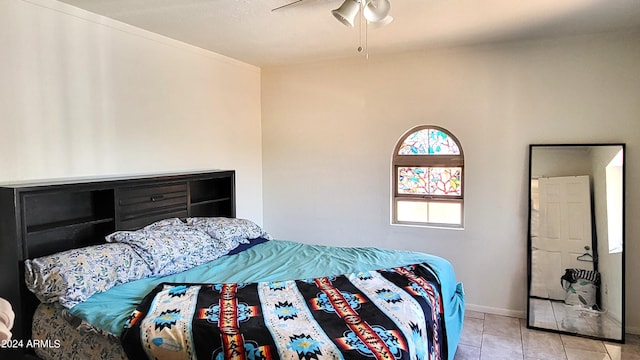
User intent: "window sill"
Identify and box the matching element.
[390,222,465,230]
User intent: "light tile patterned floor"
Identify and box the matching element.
[529,298,622,339]
[455,310,640,360]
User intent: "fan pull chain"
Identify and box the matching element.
[365,18,369,59]
[356,0,369,59]
[357,0,363,53]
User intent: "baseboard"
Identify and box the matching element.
[625,326,640,336]
[465,303,526,319]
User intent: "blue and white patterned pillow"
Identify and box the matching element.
[142,217,186,231]
[24,243,152,309]
[103,218,187,243]
[186,217,272,245]
[106,226,233,277]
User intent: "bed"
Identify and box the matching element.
[0,171,464,360]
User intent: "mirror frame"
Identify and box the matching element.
[526,143,626,343]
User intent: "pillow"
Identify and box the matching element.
[142,217,186,231]
[104,218,187,242]
[186,217,272,245]
[24,243,152,309]
[105,226,232,276]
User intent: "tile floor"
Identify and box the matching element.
[455,310,640,360]
[529,298,622,340]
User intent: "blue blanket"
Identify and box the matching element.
[70,240,465,359]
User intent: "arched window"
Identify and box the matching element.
[392,125,464,227]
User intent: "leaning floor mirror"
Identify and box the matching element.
[527,144,625,342]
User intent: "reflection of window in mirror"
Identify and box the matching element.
[606,149,624,254]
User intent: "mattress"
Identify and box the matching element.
[39,240,465,359]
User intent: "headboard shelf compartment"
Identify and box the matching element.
[26,216,115,235]
[0,170,235,358]
[25,220,115,259]
[189,175,234,217]
[22,189,115,232]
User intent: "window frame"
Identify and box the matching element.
[392,125,465,228]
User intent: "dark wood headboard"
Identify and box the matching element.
[0,170,235,356]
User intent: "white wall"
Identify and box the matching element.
[261,31,640,330]
[0,0,264,223]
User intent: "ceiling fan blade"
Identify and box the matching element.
[271,0,307,11]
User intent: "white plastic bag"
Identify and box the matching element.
[564,279,597,307]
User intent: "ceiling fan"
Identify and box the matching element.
[272,0,393,28]
[272,0,393,57]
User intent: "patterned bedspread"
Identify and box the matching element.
[121,263,447,360]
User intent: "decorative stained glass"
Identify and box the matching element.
[398,167,429,194]
[398,129,460,155]
[398,167,462,196]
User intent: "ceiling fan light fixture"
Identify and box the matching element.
[368,14,393,28]
[332,0,361,27]
[363,0,391,23]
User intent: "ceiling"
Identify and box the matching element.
[56,0,640,67]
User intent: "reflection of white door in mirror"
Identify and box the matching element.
[531,176,593,300]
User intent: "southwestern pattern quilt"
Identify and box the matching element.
[121,263,447,360]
